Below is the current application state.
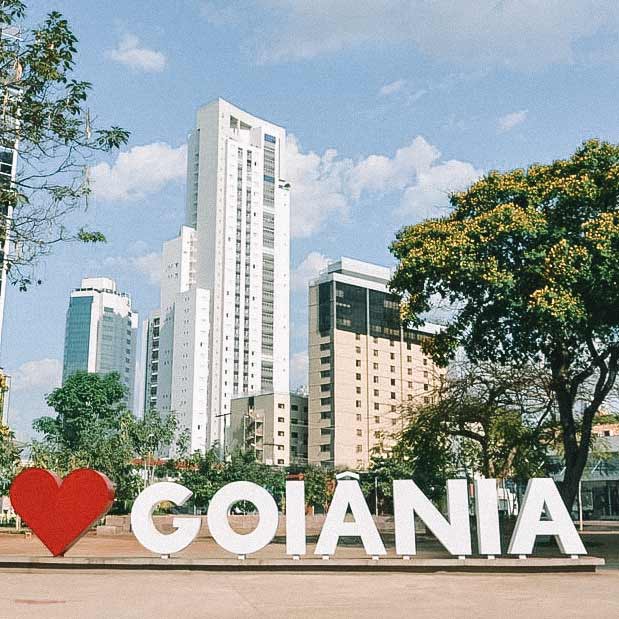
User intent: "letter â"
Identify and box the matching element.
[131,482,201,555]
[508,478,586,555]
[393,479,471,556]
[475,478,501,555]
[315,480,386,556]
[207,481,279,555]
[286,480,306,556]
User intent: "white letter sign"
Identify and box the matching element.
[474,478,501,556]
[131,482,201,556]
[207,481,279,556]
[508,478,586,555]
[393,479,471,556]
[315,479,386,556]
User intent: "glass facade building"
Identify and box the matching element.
[62,277,138,410]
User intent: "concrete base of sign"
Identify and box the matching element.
[0,555,605,573]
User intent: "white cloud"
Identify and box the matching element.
[90,142,187,202]
[290,350,308,389]
[399,159,482,219]
[348,136,441,198]
[11,358,62,393]
[498,110,528,133]
[242,1,619,70]
[288,134,481,234]
[130,252,162,286]
[287,135,354,237]
[107,34,167,72]
[5,359,62,440]
[98,249,162,288]
[291,252,331,291]
[379,79,406,96]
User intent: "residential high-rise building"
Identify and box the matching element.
[62,277,139,409]
[307,258,443,470]
[186,99,290,449]
[145,99,291,454]
[142,226,210,454]
[228,392,308,466]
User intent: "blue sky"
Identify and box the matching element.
[3,0,619,439]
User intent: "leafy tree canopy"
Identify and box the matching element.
[390,139,619,508]
[0,0,129,289]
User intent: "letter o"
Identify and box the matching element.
[207,481,278,555]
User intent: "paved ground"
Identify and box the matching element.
[1,525,618,617]
[1,569,619,618]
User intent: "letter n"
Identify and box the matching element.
[393,479,471,556]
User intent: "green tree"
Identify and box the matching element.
[302,465,335,513]
[177,449,225,511]
[0,1,129,289]
[390,139,619,509]
[0,423,21,495]
[398,361,553,483]
[129,408,177,487]
[31,372,175,511]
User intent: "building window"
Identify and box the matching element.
[278,403,285,409]
[390,366,396,373]
[321,411,331,420]
[407,355,412,362]
[321,384,330,392]
[374,416,380,424]
[373,376,379,384]
[373,363,379,370]
[356,373,362,380]
[355,333,361,340]
[374,403,380,410]
[423,359,428,366]
[356,360,361,367]
[391,405,397,412]
[356,429,362,436]
[277,459,285,465]
[390,392,396,399]
[373,350,378,357]
[390,378,396,386]
[320,398,332,406]
[390,353,395,360]
[424,384,429,391]
[373,389,379,396]
[321,356,330,365]
[356,346,361,354]
[424,397,430,404]
[355,400,361,408]
[356,445,363,453]
[407,368,412,375]
[320,342,331,351]
[356,386,361,394]
[278,431,285,437]
[356,413,362,421]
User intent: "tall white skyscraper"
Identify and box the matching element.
[62,277,139,409]
[145,99,290,452]
[143,226,210,453]
[186,99,290,449]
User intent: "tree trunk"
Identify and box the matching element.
[556,387,590,512]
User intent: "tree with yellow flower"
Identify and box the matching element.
[390,139,619,510]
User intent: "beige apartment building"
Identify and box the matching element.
[228,392,308,466]
[308,258,442,470]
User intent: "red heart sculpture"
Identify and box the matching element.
[10,468,115,556]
